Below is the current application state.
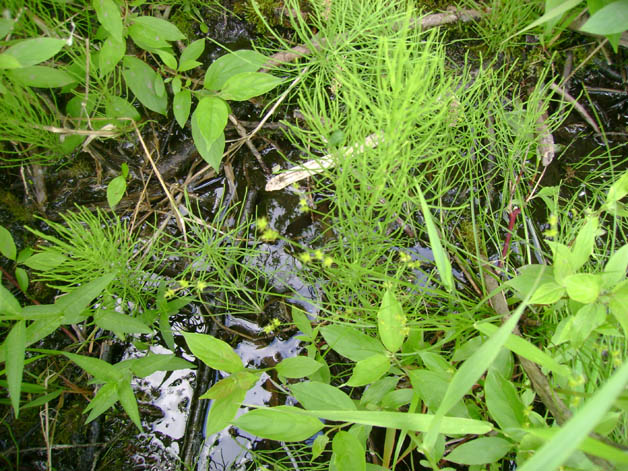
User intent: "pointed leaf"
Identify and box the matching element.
[218,72,283,101]
[200,370,259,400]
[312,434,329,459]
[377,288,406,352]
[204,49,268,91]
[55,273,115,322]
[21,252,67,271]
[602,244,628,288]
[64,352,123,383]
[485,369,525,431]
[183,332,243,373]
[85,382,118,423]
[4,37,66,67]
[275,356,323,378]
[179,39,205,71]
[5,320,26,416]
[93,0,123,42]
[446,437,513,465]
[333,431,366,471]
[106,175,126,210]
[517,0,584,34]
[117,379,143,431]
[563,273,601,304]
[580,0,628,35]
[292,306,313,337]
[8,66,77,88]
[192,96,229,148]
[233,406,324,442]
[93,309,152,339]
[346,354,390,387]
[206,388,246,436]
[0,283,22,318]
[173,89,191,128]
[122,56,168,115]
[290,381,357,411]
[131,16,185,41]
[99,37,125,75]
[320,325,386,361]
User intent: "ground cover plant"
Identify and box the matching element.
[1,0,628,470]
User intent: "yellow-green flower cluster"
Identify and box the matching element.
[544,214,558,238]
[298,248,333,268]
[262,318,281,334]
[398,251,422,269]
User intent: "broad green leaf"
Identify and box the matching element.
[485,369,526,431]
[567,303,606,347]
[529,282,566,304]
[179,38,205,71]
[419,351,452,373]
[609,280,628,336]
[416,186,454,291]
[548,241,577,284]
[6,320,26,416]
[572,216,598,269]
[528,428,628,464]
[602,244,628,288]
[360,376,399,408]
[122,56,168,115]
[93,309,151,339]
[204,49,268,91]
[475,322,571,377]
[85,382,118,423]
[22,303,62,320]
[346,354,390,387]
[275,356,322,378]
[0,53,21,69]
[377,288,406,353]
[605,170,628,211]
[451,337,484,363]
[173,89,191,128]
[193,96,229,149]
[155,49,177,70]
[292,306,313,337]
[289,409,493,435]
[15,268,28,293]
[106,175,126,210]
[380,388,414,410]
[563,273,601,304]
[120,353,195,378]
[0,19,14,38]
[127,23,171,52]
[200,370,259,400]
[290,381,357,411]
[233,406,324,441]
[0,283,22,318]
[424,294,533,451]
[0,317,61,364]
[191,120,225,170]
[580,0,628,35]
[312,434,329,459]
[117,379,143,431]
[22,389,63,409]
[55,273,115,323]
[93,0,123,42]
[206,388,246,436]
[321,325,386,361]
[105,95,140,120]
[518,358,628,471]
[408,369,468,417]
[3,37,66,68]
[98,37,125,75]
[63,352,123,383]
[8,66,77,87]
[332,431,366,471]
[446,437,513,465]
[131,16,185,41]
[21,251,66,271]
[218,72,283,101]
[507,264,555,299]
[182,332,243,373]
[518,0,584,34]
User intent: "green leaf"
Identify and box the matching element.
[548,241,576,283]
[3,37,66,67]
[206,388,246,436]
[191,123,225,170]
[179,38,205,71]
[292,306,313,337]
[609,280,628,336]
[518,357,628,471]
[173,89,191,128]
[182,332,243,373]
[290,381,357,411]
[507,264,555,299]
[602,244,628,289]
[416,186,454,291]
[605,171,628,211]
[218,72,283,101]
[377,288,406,353]
[320,325,386,361]
[567,303,607,347]
[0,283,22,318]
[5,320,26,416]
[312,434,329,459]
[572,216,598,269]
[0,317,61,364]
[156,49,177,70]
[131,16,186,41]
[121,353,195,378]
[15,268,28,293]
[64,352,123,383]
[408,369,468,417]
[288,409,493,435]
[8,66,77,88]
[105,95,140,120]
[529,282,566,304]
[563,273,601,304]
[127,23,171,52]
[446,437,513,465]
[99,37,125,75]
[93,309,151,339]
[528,428,628,464]
[122,56,168,115]
[475,322,571,378]
[360,376,399,408]
[0,225,16,261]
[518,0,584,34]
[233,406,325,442]
[106,175,126,210]
[580,0,628,35]
[204,49,268,91]
[21,251,66,271]
[485,369,526,431]
[55,273,115,323]
[85,382,118,424]
[275,356,322,378]
[0,53,21,69]
[117,379,143,431]
[346,354,390,387]
[193,96,229,149]
[332,431,366,471]
[200,370,259,400]
[93,0,123,42]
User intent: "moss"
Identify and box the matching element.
[0,190,34,223]
[234,0,287,33]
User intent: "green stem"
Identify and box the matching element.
[382,427,397,469]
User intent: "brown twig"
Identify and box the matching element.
[549,82,601,134]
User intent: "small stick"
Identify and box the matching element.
[228,114,270,174]
[549,82,601,134]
